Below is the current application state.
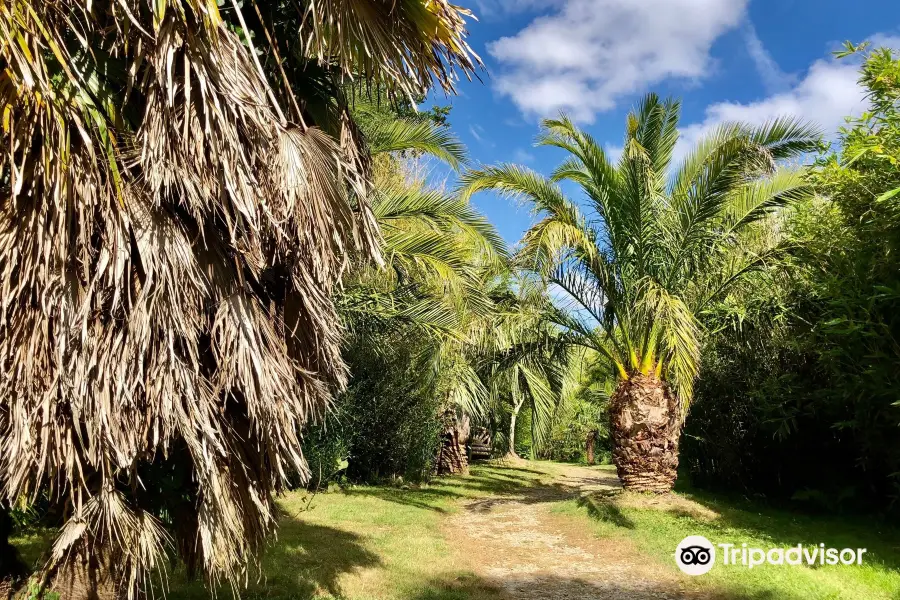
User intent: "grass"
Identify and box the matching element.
[12,461,900,599]
[552,465,900,600]
[166,464,552,600]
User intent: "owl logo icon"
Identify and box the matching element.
[675,536,716,575]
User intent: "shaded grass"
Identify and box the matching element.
[166,463,554,599]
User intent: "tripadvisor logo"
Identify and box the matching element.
[675,536,867,575]
[675,535,716,575]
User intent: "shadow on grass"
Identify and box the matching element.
[401,573,814,600]
[670,483,900,574]
[576,494,636,529]
[572,478,900,579]
[339,466,568,514]
[171,511,380,599]
[340,486,462,513]
[473,463,545,476]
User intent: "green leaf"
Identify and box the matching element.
[875,186,900,202]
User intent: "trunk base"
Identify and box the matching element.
[46,549,118,600]
[610,374,681,494]
[435,412,470,476]
[620,470,676,493]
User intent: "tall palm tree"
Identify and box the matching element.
[462,94,821,492]
[0,0,478,596]
[341,180,505,475]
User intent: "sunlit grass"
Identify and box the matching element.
[167,463,549,599]
[552,465,900,600]
[15,461,899,599]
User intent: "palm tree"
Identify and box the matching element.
[341,180,505,475]
[478,278,569,458]
[533,347,612,464]
[340,115,506,476]
[462,94,821,492]
[0,0,478,596]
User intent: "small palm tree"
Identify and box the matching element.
[462,94,821,492]
[479,278,569,458]
[0,0,478,596]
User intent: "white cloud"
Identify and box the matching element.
[488,0,749,122]
[671,51,877,165]
[604,144,624,164]
[743,23,794,93]
[513,148,536,163]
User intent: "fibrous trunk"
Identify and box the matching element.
[435,411,470,476]
[609,374,680,493]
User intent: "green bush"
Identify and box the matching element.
[302,332,444,486]
[684,46,900,516]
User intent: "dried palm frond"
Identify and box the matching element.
[299,0,481,98]
[0,0,476,596]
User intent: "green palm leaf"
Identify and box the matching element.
[463,93,822,412]
[364,118,468,170]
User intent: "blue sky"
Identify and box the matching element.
[421,0,900,246]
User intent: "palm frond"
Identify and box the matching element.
[364,118,468,169]
[748,116,823,160]
[632,94,682,177]
[520,364,560,451]
[459,164,597,273]
[635,280,701,411]
[722,169,813,234]
[300,0,482,97]
[373,184,507,266]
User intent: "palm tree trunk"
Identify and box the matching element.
[586,430,596,465]
[43,543,118,600]
[609,374,680,493]
[435,411,470,476]
[507,399,524,457]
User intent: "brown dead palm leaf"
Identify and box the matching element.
[0,0,478,597]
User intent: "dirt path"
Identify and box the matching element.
[445,461,701,600]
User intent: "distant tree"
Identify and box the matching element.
[478,279,569,459]
[338,113,505,478]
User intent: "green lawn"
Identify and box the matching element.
[553,471,900,599]
[13,462,900,599]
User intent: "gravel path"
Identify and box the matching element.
[446,461,704,600]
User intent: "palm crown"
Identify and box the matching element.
[0,0,479,594]
[463,94,821,412]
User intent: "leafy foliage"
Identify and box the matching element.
[477,278,571,457]
[684,45,900,515]
[305,332,445,485]
[538,355,613,464]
